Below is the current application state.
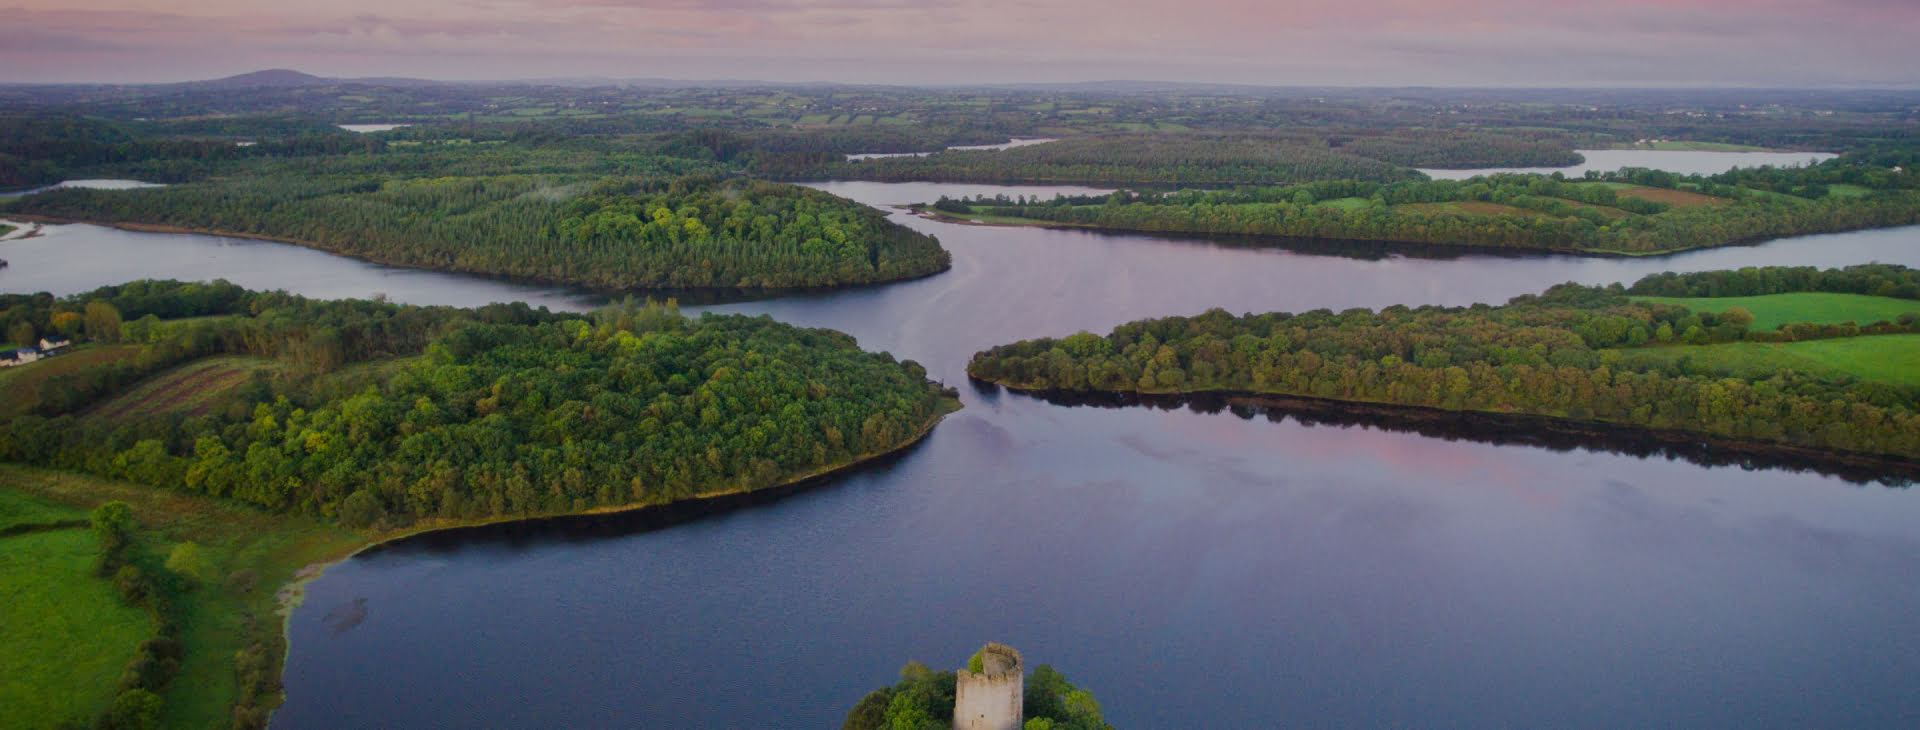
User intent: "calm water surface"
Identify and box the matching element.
[1420,149,1838,180]
[846,137,1059,161]
[5,175,1920,728]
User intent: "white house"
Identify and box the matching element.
[0,347,40,367]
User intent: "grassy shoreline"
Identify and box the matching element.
[0,394,956,728]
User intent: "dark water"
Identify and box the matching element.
[7,179,1920,728]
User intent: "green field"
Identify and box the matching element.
[1632,293,1920,330]
[0,489,86,532]
[1,465,365,728]
[0,529,154,729]
[1614,334,1920,387]
[1827,183,1873,198]
[1315,196,1372,211]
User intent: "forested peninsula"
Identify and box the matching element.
[807,130,1581,185]
[922,155,1920,255]
[4,172,949,290]
[969,265,1920,465]
[0,280,958,726]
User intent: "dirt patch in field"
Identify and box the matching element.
[87,359,261,422]
[1615,186,1728,208]
[1400,201,1547,217]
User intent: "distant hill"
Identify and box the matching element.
[185,69,445,89]
[193,69,330,89]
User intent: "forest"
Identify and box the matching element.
[0,280,958,526]
[968,265,1920,462]
[924,155,1920,254]
[4,171,951,290]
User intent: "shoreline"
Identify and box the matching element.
[1,215,953,302]
[974,380,1920,483]
[908,206,1920,259]
[263,397,957,721]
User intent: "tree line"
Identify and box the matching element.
[937,157,1920,254]
[6,171,951,290]
[968,266,1920,461]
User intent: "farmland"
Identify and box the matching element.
[1632,292,1920,331]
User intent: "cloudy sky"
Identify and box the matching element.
[4,0,1916,86]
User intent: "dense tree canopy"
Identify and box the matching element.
[0,281,958,526]
[931,157,1920,254]
[6,173,950,290]
[969,266,1920,460]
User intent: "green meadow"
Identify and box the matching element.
[1613,334,1920,388]
[0,526,153,729]
[1632,293,1920,331]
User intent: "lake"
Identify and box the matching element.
[4,177,1919,728]
[846,137,1059,161]
[338,124,412,133]
[1419,149,1838,180]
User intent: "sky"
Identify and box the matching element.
[3,0,1917,87]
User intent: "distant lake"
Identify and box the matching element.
[5,181,1920,728]
[1420,149,1838,180]
[0,179,164,198]
[847,137,1058,161]
[338,124,412,133]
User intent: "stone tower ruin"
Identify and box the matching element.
[953,643,1023,730]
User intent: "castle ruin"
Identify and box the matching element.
[953,643,1023,730]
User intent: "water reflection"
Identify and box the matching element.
[987,386,1919,487]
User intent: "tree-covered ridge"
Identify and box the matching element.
[1333,129,1583,169]
[0,281,958,527]
[968,266,1920,462]
[5,173,950,290]
[927,156,1920,254]
[815,132,1424,186]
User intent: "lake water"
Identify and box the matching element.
[5,177,1920,728]
[0,179,165,199]
[338,124,412,133]
[1420,149,1838,180]
[846,137,1058,161]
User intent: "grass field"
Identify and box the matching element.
[1614,334,1920,387]
[1827,183,1873,198]
[0,529,154,729]
[0,465,365,728]
[1315,197,1371,211]
[1632,293,1920,331]
[84,355,278,423]
[0,488,87,532]
[0,344,147,419]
